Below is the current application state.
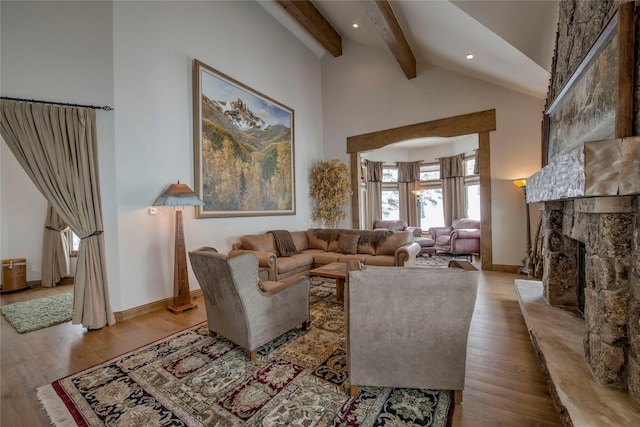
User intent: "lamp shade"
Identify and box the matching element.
[153,181,204,207]
[512,178,527,188]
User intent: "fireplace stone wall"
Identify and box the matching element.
[538,196,640,404]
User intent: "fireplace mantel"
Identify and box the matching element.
[527,136,639,203]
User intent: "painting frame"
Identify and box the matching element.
[192,59,296,218]
[544,11,619,162]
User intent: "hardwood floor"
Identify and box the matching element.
[0,271,561,426]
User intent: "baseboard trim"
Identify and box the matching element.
[114,289,203,322]
[492,264,521,274]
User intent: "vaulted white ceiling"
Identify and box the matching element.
[261,0,559,100]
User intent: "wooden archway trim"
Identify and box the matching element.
[347,109,496,270]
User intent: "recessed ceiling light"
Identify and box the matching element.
[352,22,359,28]
[466,53,474,60]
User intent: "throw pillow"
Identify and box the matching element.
[337,233,360,255]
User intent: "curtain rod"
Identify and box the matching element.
[1,96,113,111]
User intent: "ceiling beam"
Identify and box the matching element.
[360,0,416,79]
[277,0,342,57]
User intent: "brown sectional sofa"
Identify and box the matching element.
[229,228,421,281]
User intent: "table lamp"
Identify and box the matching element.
[153,181,204,313]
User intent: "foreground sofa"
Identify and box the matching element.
[189,247,310,361]
[229,228,420,281]
[346,262,479,402]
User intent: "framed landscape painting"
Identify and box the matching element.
[193,59,295,218]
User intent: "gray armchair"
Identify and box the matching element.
[189,247,311,360]
[345,263,479,402]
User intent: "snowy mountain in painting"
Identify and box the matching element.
[210,98,268,131]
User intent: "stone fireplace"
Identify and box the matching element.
[527,137,640,406]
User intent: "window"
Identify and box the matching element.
[465,157,476,176]
[466,184,480,220]
[381,190,400,220]
[381,166,400,220]
[418,189,444,229]
[66,230,80,257]
[382,167,397,183]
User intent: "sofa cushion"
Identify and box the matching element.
[241,233,276,253]
[357,241,376,255]
[337,254,370,263]
[306,229,329,250]
[291,231,309,252]
[363,255,395,266]
[276,256,299,274]
[376,231,413,255]
[313,253,341,265]
[327,238,340,252]
[337,233,360,254]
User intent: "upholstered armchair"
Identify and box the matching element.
[188,247,311,361]
[345,263,479,402]
[429,218,480,258]
[373,219,435,256]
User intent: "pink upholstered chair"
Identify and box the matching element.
[429,218,480,260]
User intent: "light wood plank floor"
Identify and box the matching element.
[0,271,561,426]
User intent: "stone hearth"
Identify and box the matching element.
[525,136,640,415]
[516,280,640,426]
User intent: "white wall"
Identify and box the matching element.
[1,1,324,310]
[110,1,323,310]
[0,1,115,283]
[321,40,543,266]
[2,0,544,310]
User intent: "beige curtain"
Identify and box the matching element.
[439,154,466,226]
[365,160,383,229]
[397,161,421,227]
[42,203,71,287]
[1,100,115,329]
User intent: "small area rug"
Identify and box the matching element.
[37,279,454,426]
[0,292,73,333]
[415,253,454,268]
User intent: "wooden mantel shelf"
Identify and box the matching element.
[515,280,640,426]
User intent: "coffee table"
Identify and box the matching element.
[309,262,346,301]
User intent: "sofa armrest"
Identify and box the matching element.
[405,226,423,237]
[228,249,278,280]
[450,229,480,239]
[395,242,420,266]
[428,226,452,239]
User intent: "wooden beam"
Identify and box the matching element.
[277,0,342,57]
[615,1,635,138]
[360,0,416,79]
[478,131,493,271]
[350,152,361,229]
[347,109,496,153]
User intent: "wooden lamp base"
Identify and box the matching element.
[168,209,198,315]
[167,302,197,314]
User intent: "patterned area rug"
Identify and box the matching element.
[0,292,73,333]
[37,279,454,426]
[415,253,454,268]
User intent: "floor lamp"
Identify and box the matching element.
[512,178,532,276]
[153,181,204,314]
